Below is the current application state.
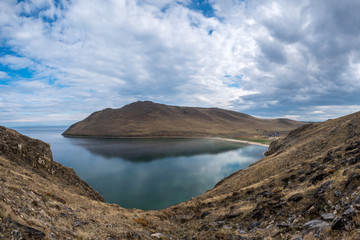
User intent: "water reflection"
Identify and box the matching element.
[66,137,247,162]
[12,127,268,210]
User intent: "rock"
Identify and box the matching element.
[331,206,355,231]
[1,217,45,240]
[342,206,356,217]
[302,220,329,238]
[151,233,167,239]
[345,173,360,189]
[106,236,118,240]
[331,217,346,230]
[49,232,57,240]
[251,209,263,220]
[248,221,261,230]
[0,126,104,202]
[334,190,341,197]
[323,155,332,163]
[303,205,319,219]
[310,163,319,169]
[313,180,333,198]
[310,172,328,184]
[303,220,327,229]
[321,213,335,221]
[224,212,242,219]
[74,219,82,228]
[352,194,360,204]
[287,193,304,203]
[200,211,211,219]
[349,154,360,165]
[276,222,290,228]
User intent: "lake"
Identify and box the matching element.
[13,126,268,210]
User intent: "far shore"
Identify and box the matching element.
[63,133,271,147]
[212,137,270,147]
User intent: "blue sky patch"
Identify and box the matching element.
[186,0,216,18]
[0,64,34,79]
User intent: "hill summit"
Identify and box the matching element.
[62,101,304,137]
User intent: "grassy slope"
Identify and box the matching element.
[2,111,360,239]
[63,101,305,137]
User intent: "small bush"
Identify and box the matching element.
[135,217,153,227]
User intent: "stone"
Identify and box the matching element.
[151,233,167,239]
[331,217,346,230]
[303,220,329,238]
[321,213,335,221]
[106,236,117,240]
[2,218,46,240]
[342,206,356,217]
[276,222,290,228]
[345,173,360,189]
[288,193,304,203]
[334,190,341,197]
[49,232,57,240]
[248,221,261,230]
[303,220,327,229]
[304,205,319,219]
[73,220,82,228]
[352,194,360,204]
[310,173,327,185]
[200,211,211,219]
[349,154,360,165]
[224,212,242,219]
[313,180,333,198]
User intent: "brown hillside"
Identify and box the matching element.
[2,111,360,239]
[62,101,305,137]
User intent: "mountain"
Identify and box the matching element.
[62,101,305,137]
[2,111,360,239]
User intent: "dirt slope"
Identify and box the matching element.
[63,101,305,137]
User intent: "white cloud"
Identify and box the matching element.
[0,71,9,79]
[1,0,360,125]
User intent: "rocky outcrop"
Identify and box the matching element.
[0,126,103,202]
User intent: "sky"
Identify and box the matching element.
[1,0,360,126]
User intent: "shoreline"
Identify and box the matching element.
[63,134,270,147]
[211,137,270,147]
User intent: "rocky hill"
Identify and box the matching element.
[2,111,360,239]
[62,101,304,138]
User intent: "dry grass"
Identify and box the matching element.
[3,111,360,239]
[63,101,304,138]
[0,207,9,218]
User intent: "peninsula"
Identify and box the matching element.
[62,101,304,138]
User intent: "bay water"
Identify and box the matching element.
[13,126,267,210]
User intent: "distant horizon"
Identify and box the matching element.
[1,1,360,125]
[3,100,328,128]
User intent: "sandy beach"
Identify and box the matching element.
[211,137,270,147]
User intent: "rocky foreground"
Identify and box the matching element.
[2,111,360,239]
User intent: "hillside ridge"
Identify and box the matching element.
[2,111,360,238]
[63,101,305,137]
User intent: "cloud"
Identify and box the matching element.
[0,71,9,79]
[1,0,360,125]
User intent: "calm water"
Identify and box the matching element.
[13,126,267,210]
